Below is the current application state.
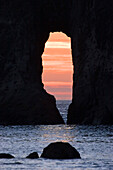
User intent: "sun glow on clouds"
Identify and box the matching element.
[45,42,71,49]
[42,32,73,100]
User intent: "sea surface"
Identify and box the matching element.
[0,100,113,170]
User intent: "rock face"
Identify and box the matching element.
[67,0,113,124]
[0,0,113,124]
[26,152,39,159]
[41,142,81,159]
[0,153,14,159]
[0,0,65,125]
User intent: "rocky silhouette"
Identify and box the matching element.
[41,142,81,159]
[26,152,39,159]
[0,153,14,159]
[0,0,113,124]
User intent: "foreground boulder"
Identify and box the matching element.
[41,142,81,159]
[26,152,39,159]
[0,153,14,159]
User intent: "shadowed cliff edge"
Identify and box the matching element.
[0,0,113,124]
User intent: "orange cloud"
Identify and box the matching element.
[42,32,73,100]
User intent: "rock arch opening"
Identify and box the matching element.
[42,32,73,122]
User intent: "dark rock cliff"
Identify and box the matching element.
[0,0,69,125]
[67,0,113,124]
[0,0,113,125]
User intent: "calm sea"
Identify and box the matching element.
[0,100,113,169]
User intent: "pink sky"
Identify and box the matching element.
[42,32,73,100]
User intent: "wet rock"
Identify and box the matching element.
[0,153,14,159]
[41,142,81,159]
[26,152,39,159]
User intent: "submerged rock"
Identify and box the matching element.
[41,142,81,159]
[26,152,39,159]
[0,153,14,159]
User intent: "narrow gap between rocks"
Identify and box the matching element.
[42,32,73,123]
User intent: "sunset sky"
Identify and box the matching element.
[42,32,73,100]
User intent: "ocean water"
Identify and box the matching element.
[0,100,113,170]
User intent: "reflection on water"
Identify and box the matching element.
[0,125,113,169]
[0,100,113,169]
